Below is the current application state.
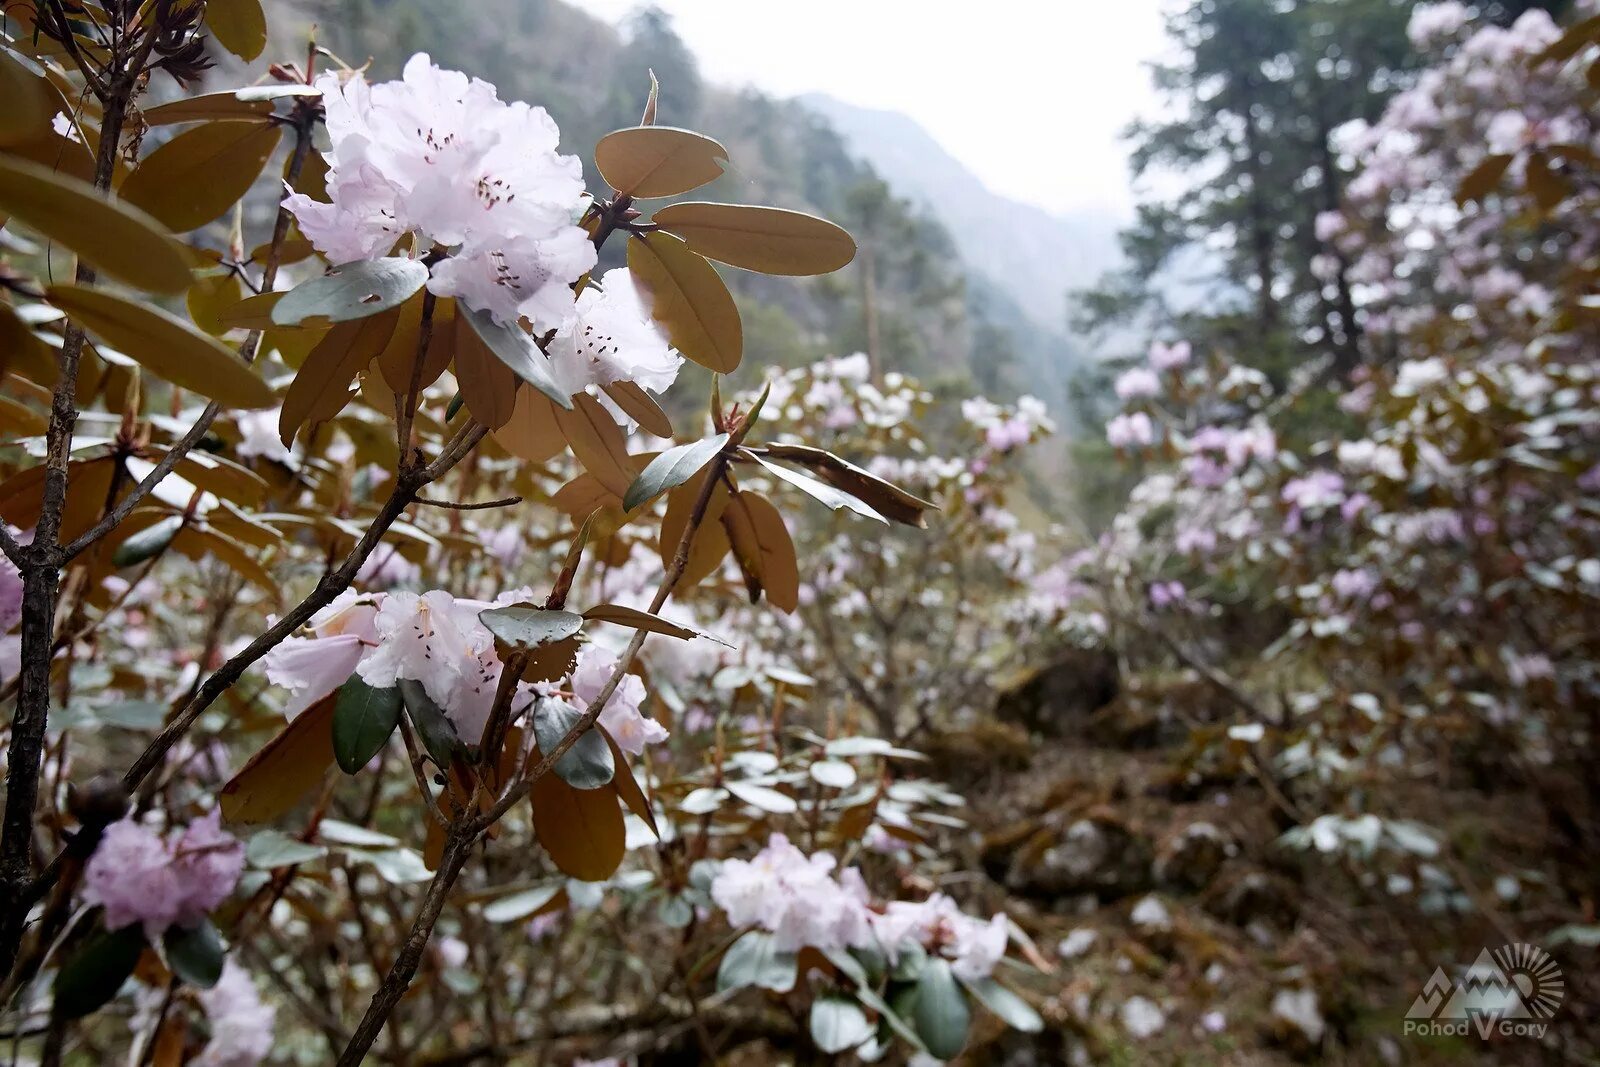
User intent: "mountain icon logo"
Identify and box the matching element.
[1404,944,1563,1041]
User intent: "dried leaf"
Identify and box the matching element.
[628,231,742,372]
[554,392,635,497]
[722,490,800,612]
[279,306,400,444]
[594,126,728,198]
[121,121,281,232]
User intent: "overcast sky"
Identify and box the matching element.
[582,1,1174,221]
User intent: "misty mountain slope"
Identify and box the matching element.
[802,94,1123,334]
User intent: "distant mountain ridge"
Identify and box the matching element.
[801,94,1123,335]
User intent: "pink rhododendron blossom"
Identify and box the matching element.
[570,644,668,755]
[1149,340,1192,370]
[870,892,1010,980]
[546,268,683,407]
[194,960,276,1067]
[83,813,243,938]
[283,54,594,327]
[710,833,875,952]
[1107,411,1154,449]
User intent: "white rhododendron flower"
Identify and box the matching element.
[548,268,684,401]
[710,833,875,952]
[284,54,595,327]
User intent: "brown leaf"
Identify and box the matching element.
[0,456,119,546]
[760,443,936,528]
[601,379,674,438]
[120,121,282,233]
[377,295,454,396]
[627,231,742,372]
[494,386,566,464]
[453,312,520,430]
[659,469,731,588]
[594,126,728,198]
[722,490,800,613]
[219,694,337,824]
[651,201,856,276]
[206,0,268,61]
[529,771,626,882]
[280,307,400,445]
[601,728,658,839]
[554,392,635,497]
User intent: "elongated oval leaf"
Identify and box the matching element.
[219,693,337,824]
[0,47,54,146]
[121,120,281,232]
[601,728,658,838]
[555,393,636,497]
[53,923,146,1019]
[760,443,936,528]
[651,202,856,276]
[959,976,1043,1033]
[453,312,520,430]
[163,918,225,989]
[583,603,703,642]
[278,306,399,444]
[0,157,192,293]
[111,514,182,567]
[810,996,874,1054]
[600,379,674,438]
[332,676,402,774]
[623,432,729,512]
[752,454,886,523]
[533,697,615,790]
[142,92,274,126]
[478,604,584,651]
[207,0,268,61]
[274,258,428,327]
[595,126,728,198]
[726,780,797,814]
[717,930,798,993]
[493,386,566,464]
[481,884,563,924]
[722,490,800,613]
[460,305,573,409]
[914,958,972,1060]
[45,284,275,409]
[628,231,742,372]
[528,773,625,881]
[398,679,465,767]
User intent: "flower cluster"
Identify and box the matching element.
[285,54,594,328]
[263,589,669,752]
[193,961,277,1067]
[710,833,875,952]
[82,812,243,938]
[710,834,1011,980]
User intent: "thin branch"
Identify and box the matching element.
[413,495,522,512]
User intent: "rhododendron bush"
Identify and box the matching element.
[1076,1,1600,937]
[0,2,1063,1063]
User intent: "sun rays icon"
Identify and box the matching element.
[1492,943,1564,1019]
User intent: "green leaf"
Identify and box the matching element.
[112,515,182,567]
[622,433,729,512]
[45,284,276,409]
[478,604,585,651]
[0,156,192,294]
[460,305,573,409]
[398,679,465,766]
[52,922,145,1019]
[244,830,326,869]
[481,884,563,924]
[913,958,971,1060]
[716,930,797,993]
[959,976,1043,1033]
[752,455,887,523]
[854,983,927,1052]
[811,996,875,1054]
[271,258,429,328]
[533,696,615,790]
[93,700,167,730]
[162,918,225,989]
[331,676,402,774]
